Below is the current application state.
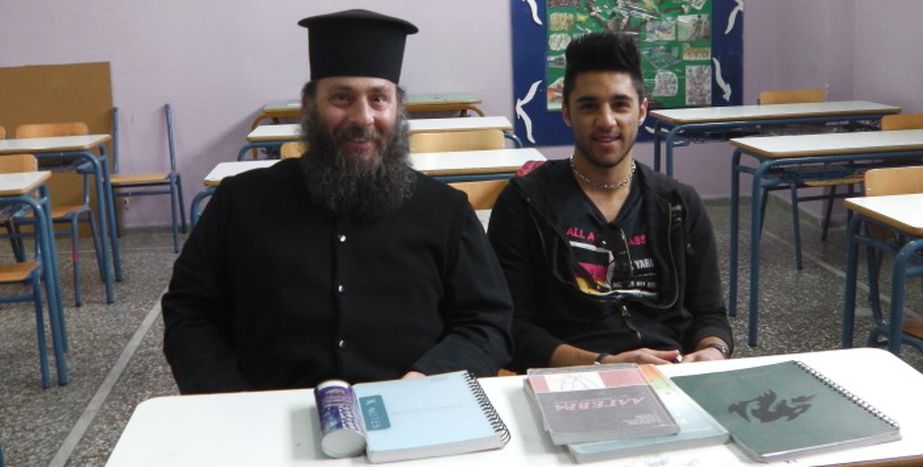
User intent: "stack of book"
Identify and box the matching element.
[524,363,729,463]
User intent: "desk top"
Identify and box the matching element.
[0,134,112,155]
[0,171,52,195]
[649,100,899,125]
[410,147,544,176]
[106,348,923,466]
[408,116,512,133]
[729,129,923,159]
[845,193,923,236]
[247,117,514,142]
[203,160,279,187]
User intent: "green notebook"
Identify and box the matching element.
[672,360,900,462]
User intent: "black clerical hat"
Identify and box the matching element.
[297,9,419,83]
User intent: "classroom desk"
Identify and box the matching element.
[842,193,923,355]
[189,160,279,226]
[0,171,67,387]
[0,134,121,303]
[106,347,921,467]
[251,93,485,129]
[649,100,900,177]
[410,147,545,182]
[239,116,517,160]
[728,130,923,347]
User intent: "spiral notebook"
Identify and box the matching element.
[671,360,900,462]
[319,370,510,463]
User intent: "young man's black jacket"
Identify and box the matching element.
[488,159,732,372]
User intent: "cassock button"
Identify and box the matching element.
[338,234,347,243]
[338,339,347,349]
[337,284,344,293]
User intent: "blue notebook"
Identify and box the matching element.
[341,371,510,463]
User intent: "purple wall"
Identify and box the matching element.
[2,0,922,226]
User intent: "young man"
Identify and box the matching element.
[488,32,732,372]
[162,9,513,394]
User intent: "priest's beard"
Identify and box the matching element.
[299,108,415,222]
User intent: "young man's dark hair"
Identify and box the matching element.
[562,32,645,105]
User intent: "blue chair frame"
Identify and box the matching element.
[111,104,187,252]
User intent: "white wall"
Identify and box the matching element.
[3,0,923,226]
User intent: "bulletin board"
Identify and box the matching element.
[511,0,744,146]
[0,62,113,220]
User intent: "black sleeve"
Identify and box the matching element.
[488,184,564,371]
[410,196,514,377]
[678,187,734,355]
[161,182,253,394]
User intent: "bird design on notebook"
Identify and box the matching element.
[728,390,816,423]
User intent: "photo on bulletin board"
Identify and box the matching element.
[510,0,744,147]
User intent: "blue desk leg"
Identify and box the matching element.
[888,238,923,356]
[653,121,662,173]
[34,187,68,384]
[99,147,124,282]
[728,149,743,317]
[747,161,774,347]
[79,153,115,303]
[842,214,863,349]
[190,188,215,228]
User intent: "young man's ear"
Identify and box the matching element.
[562,102,572,127]
[638,97,649,124]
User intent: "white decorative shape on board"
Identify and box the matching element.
[523,0,543,26]
[644,126,655,134]
[725,0,744,35]
[516,80,542,144]
[713,57,732,102]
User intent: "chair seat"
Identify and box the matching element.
[0,262,39,283]
[803,174,864,188]
[904,315,923,339]
[111,172,169,185]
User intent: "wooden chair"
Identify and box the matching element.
[862,165,923,352]
[280,142,306,159]
[0,154,57,388]
[0,125,5,139]
[409,129,505,153]
[757,87,826,105]
[13,122,104,306]
[448,179,508,210]
[110,104,187,252]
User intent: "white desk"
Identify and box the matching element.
[0,171,67,387]
[190,160,280,226]
[727,130,923,347]
[843,193,923,356]
[0,134,120,302]
[410,147,545,180]
[203,160,279,187]
[106,348,923,466]
[648,100,901,176]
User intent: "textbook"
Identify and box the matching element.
[671,360,901,462]
[567,365,728,463]
[313,370,510,463]
[525,364,679,445]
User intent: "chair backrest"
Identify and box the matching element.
[0,125,5,139]
[865,165,923,197]
[449,179,509,210]
[280,142,306,159]
[881,113,923,131]
[15,121,89,138]
[0,154,39,173]
[758,87,826,105]
[112,104,177,174]
[409,129,505,153]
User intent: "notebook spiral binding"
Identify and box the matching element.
[793,360,899,428]
[464,371,512,444]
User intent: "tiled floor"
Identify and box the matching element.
[0,199,921,466]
